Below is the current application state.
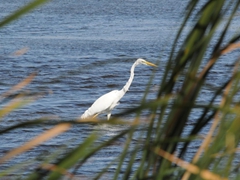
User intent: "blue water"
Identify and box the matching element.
[0,0,239,178]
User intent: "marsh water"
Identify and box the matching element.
[0,0,239,178]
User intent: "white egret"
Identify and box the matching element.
[81,58,157,120]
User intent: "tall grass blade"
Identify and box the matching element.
[0,0,50,28]
[0,123,71,164]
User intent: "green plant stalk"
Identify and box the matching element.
[163,0,224,146]
[0,159,33,178]
[132,63,158,179]
[190,64,240,179]
[71,128,130,175]
[153,0,237,178]
[158,0,199,97]
[122,148,138,180]
[113,128,135,180]
[223,154,235,177]
[93,159,116,180]
[0,0,50,28]
[47,133,98,180]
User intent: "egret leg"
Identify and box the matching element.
[93,113,99,118]
[107,113,111,120]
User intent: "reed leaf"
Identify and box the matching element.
[1,0,240,179]
[0,0,50,28]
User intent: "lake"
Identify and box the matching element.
[0,0,239,179]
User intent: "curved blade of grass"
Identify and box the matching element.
[0,0,50,28]
[159,0,223,153]
[0,123,71,164]
[211,0,240,54]
[46,133,97,180]
[154,148,227,180]
[159,0,199,96]
[0,93,42,119]
[0,94,27,119]
[153,1,240,179]
[178,73,237,158]
[93,160,116,180]
[11,47,29,56]
[0,159,33,178]
[71,129,130,175]
[0,72,36,100]
[113,128,136,180]
[182,62,239,180]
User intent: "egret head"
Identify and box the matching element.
[136,58,157,67]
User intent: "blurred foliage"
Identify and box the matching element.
[1,0,240,179]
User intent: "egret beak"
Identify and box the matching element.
[144,60,158,67]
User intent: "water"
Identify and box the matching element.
[0,0,239,178]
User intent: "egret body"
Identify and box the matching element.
[81,58,157,120]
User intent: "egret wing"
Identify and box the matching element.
[81,90,123,118]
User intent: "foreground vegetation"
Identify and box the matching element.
[1,0,240,179]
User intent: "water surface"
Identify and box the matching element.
[0,0,239,178]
